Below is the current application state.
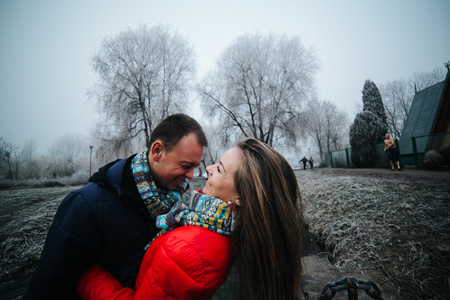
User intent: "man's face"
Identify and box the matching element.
[149,133,203,190]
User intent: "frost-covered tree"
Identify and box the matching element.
[89,24,196,162]
[349,80,388,167]
[349,111,384,167]
[198,121,229,177]
[0,138,22,180]
[0,138,6,178]
[362,79,388,140]
[44,134,88,178]
[379,78,411,139]
[306,99,349,163]
[20,139,41,179]
[198,33,318,148]
[379,67,446,139]
[411,66,447,91]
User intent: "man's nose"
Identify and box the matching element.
[185,168,194,180]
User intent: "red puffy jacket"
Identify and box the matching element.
[77,225,232,300]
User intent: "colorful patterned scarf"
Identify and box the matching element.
[131,148,188,218]
[145,190,235,249]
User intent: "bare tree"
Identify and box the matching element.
[0,138,5,178]
[89,24,196,162]
[411,67,447,91]
[305,99,349,163]
[44,134,87,178]
[198,33,318,148]
[0,138,23,180]
[197,121,231,176]
[379,78,413,139]
[379,67,446,139]
[20,139,41,179]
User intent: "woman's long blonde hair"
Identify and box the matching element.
[232,138,303,300]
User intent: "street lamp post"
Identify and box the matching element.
[89,146,93,177]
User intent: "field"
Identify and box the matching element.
[298,168,450,299]
[0,186,82,289]
[0,168,449,299]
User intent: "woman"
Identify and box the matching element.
[77,138,303,300]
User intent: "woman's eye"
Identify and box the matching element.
[217,165,221,173]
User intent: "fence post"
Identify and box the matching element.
[395,139,401,167]
[330,151,334,168]
[411,137,418,166]
[345,148,350,168]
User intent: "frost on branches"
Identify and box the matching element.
[349,111,384,167]
[349,80,389,167]
[362,79,388,138]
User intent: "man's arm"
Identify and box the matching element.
[386,138,396,150]
[23,191,101,300]
[384,139,390,151]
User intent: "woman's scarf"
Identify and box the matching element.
[131,148,188,218]
[145,190,235,249]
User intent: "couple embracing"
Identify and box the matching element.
[24,114,304,300]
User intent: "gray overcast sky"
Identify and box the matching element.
[1,0,449,154]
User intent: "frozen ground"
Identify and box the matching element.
[0,168,449,299]
[297,167,450,299]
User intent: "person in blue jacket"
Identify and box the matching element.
[22,114,207,300]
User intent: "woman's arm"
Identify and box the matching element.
[77,240,210,300]
[77,227,231,300]
[77,266,135,300]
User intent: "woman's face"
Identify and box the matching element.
[203,147,243,203]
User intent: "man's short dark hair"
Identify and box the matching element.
[148,114,208,152]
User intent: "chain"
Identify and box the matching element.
[317,276,385,300]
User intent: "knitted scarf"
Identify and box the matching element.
[131,148,188,218]
[145,190,235,249]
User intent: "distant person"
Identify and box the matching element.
[309,156,314,169]
[300,156,308,170]
[384,133,402,171]
[77,138,304,300]
[23,114,207,300]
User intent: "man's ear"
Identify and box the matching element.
[149,141,164,162]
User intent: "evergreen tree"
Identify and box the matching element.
[349,111,384,167]
[362,79,388,141]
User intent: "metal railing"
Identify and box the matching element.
[330,132,450,168]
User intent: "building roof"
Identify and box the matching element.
[398,80,446,154]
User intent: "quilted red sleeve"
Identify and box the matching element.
[133,226,232,300]
[77,266,135,300]
[77,227,231,300]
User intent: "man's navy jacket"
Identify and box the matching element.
[23,155,159,300]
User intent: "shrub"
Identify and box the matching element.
[423,150,443,169]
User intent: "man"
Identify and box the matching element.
[308,156,314,169]
[300,156,308,170]
[384,133,402,171]
[23,114,207,300]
